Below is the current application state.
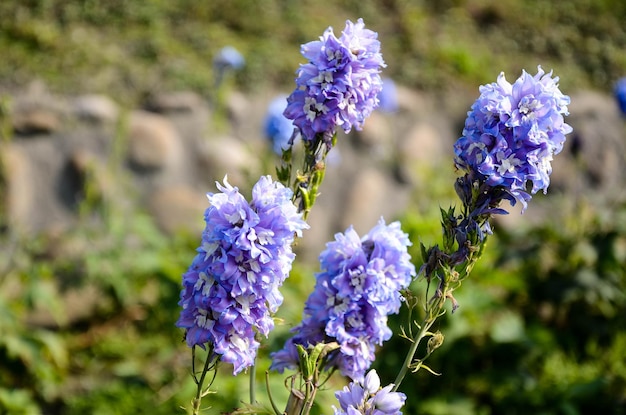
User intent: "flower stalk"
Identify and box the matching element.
[191,346,218,415]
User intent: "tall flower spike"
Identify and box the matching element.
[453,66,572,211]
[176,175,308,375]
[284,18,386,143]
[333,369,406,415]
[271,218,415,382]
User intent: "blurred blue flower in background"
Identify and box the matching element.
[213,46,245,88]
[264,95,296,154]
[614,77,626,116]
[377,78,399,113]
[213,46,245,71]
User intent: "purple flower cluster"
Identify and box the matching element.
[284,18,386,142]
[454,66,572,209]
[333,370,406,415]
[271,219,415,382]
[176,176,308,375]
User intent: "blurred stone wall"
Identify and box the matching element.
[2,81,625,264]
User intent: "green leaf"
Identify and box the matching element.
[296,344,311,379]
[420,364,442,376]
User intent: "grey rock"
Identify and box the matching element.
[397,121,451,186]
[148,185,208,236]
[553,90,626,198]
[145,91,206,114]
[72,94,119,124]
[127,110,184,172]
[340,167,411,234]
[11,81,68,135]
[1,144,34,232]
[196,135,261,187]
[12,106,63,135]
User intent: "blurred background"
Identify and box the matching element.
[0,0,625,414]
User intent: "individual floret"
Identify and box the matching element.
[333,370,406,415]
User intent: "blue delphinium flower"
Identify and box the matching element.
[271,219,415,382]
[377,78,399,113]
[284,18,386,143]
[176,175,308,375]
[454,66,572,210]
[213,46,245,71]
[264,96,297,154]
[333,369,406,415]
[213,46,245,89]
[614,77,626,117]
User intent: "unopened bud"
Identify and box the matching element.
[427,331,445,354]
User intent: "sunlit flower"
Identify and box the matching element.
[333,369,406,415]
[176,176,308,374]
[454,66,572,210]
[271,219,414,382]
[284,18,386,142]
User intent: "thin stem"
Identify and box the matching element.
[392,318,433,392]
[265,371,283,415]
[192,347,215,415]
[249,363,256,405]
[301,384,318,415]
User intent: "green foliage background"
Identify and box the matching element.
[1,0,625,414]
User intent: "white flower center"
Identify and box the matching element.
[312,70,334,89]
[518,95,540,120]
[304,96,329,122]
[194,271,214,296]
[496,151,522,175]
[195,308,214,329]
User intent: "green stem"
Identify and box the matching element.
[301,384,319,415]
[265,371,283,415]
[192,348,214,415]
[391,318,433,392]
[249,363,256,405]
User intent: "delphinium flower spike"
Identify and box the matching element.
[454,66,572,212]
[176,175,308,410]
[271,218,415,383]
[278,18,385,217]
[392,66,572,392]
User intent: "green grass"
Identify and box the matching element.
[1,0,625,102]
